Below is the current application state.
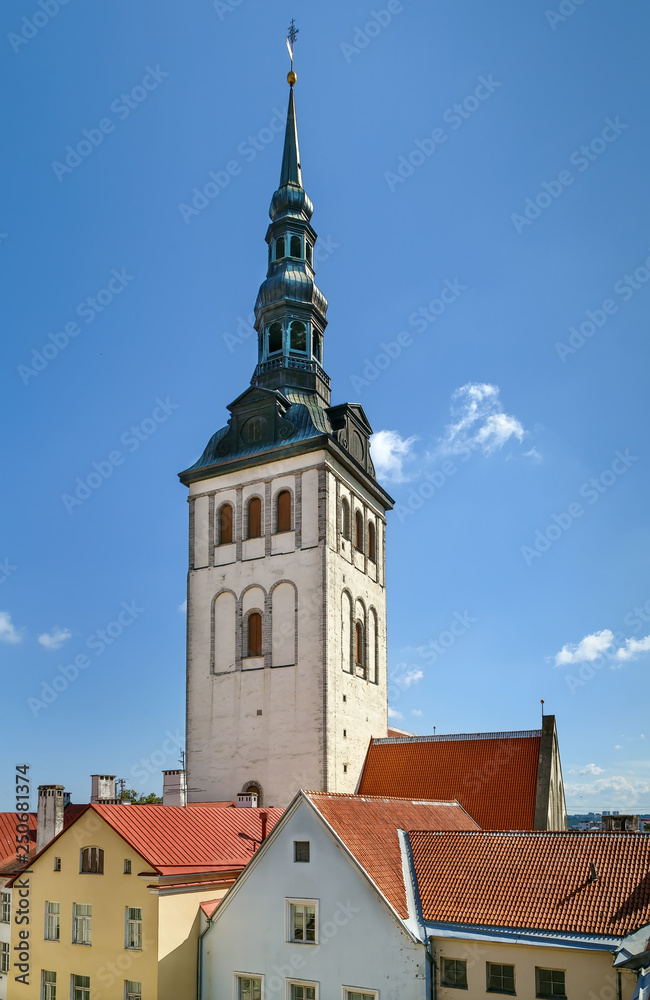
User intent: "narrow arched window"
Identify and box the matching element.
[368,521,376,562]
[268,322,283,354]
[306,242,313,266]
[341,499,350,540]
[313,332,322,363]
[275,236,285,259]
[276,490,292,533]
[247,612,262,657]
[290,234,301,258]
[355,510,364,551]
[355,622,364,665]
[219,504,233,545]
[290,321,306,352]
[80,847,104,874]
[247,497,262,538]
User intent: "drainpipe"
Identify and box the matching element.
[616,970,622,1000]
[197,913,214,1000]
[427,938,436,1000]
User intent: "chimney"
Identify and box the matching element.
[36,785,65,854]
[260,811,268,842]
[162,769,187,807]
[91,775,116,803]
[237,793,258,808]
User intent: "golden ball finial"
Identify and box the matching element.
[287,70,297,86]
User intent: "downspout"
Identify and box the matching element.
[616,969,622,1000]
[197,913,214,1000]
[427,938,437,1000]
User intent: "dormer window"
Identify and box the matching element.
[290,321,307,352]
[275,236,285,260]
[268,322,283,354]
[290,234,301,258]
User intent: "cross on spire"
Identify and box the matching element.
[286,19,299,71]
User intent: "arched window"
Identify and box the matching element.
[368,521,376,562]
[247,612,262,657]
[275,236,285,260]
[268,322,283,354]
[80,847,104,874]
[341,499,350,540]
[290,321,306,352]
[355,510,364,551]
[290,234,301,258]
[306,242,313,266]
[219,503,233,545]
[247,497,262,538]
[313,332,322,363]
[355,621,364,665]
[276,490,292,533]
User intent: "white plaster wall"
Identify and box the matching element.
[201,801,427,1000]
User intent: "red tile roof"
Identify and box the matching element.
[0,812,36,870]
[200,898,223,918]
[409,830,650,937]
[358,731,542,830]
[305,792,479,919]
[91,803,284,873]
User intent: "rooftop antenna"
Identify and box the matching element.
[286,19,299,86]
[541,698,545,723]
[116,778,126,800]
[179,749,186,769]
[433,726,436,736]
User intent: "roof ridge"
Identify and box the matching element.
[305,791,462,805]
[373,729,542,745]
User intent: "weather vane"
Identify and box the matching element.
[286,19,299,86]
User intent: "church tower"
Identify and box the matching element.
[179,66,393,807]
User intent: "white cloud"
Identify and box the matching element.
[38,626,72,651]
[394,668,424,689]
[615,745,621,750]
[523,447,542,462]
[436,383,525,458]
[565,775,650,807]
[387,707,404,720]
[370,430,418,482]
[615,634,650,661]
[554,629,614,666]
[178,600,187,614]
[0,611,22,644]
[411,709,423,716]
[580,763,604,775]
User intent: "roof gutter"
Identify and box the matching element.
[424,921,622,952]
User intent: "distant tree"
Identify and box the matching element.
[121,789,162,804]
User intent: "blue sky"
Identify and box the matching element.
[1,0,649,814]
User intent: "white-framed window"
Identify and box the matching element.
[0,942,9,974]
[125,907,142,950]
[42,969,56,999]
[72,974,90,999]
[344,989,378,1000]
[236,974,263,1000]
[124,859,132,874]
[441,958,468,988]
[536,968,566,998]
[72,903,92,945]
[53,857,61,872]
[1,890,10,922]
[125,981,142,1000]
[288,980,317,1000]
[80,846,103,874]
[287,899,318,944]
[45,900,60,941]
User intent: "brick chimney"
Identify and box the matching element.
[36,785,65,854]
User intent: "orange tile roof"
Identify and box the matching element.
[409,830,650,937]
[0,812,37,869]
[358,731,542,830]
[305,792,479,919]
[200,898,223,918]
[91,803,284,872]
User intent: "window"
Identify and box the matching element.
[441,958,468,988]
[487,963,515,994]
[126,907,142,950]
[276,490,292,532]
[1,891,9,922]
[355,622,364,665]
[72,975,90,1000]
[125,983,142,1000]
[269,321,283,354]
[124,859,132,874]
[219,503,233,544]
[294,841,310,862]
[290,983,316,1000]
[247,612,263,657]
[275,236,285,259]
[341,499,350,540]
[80,846,103,874]
[343,764,348,773]
[368,521,376,562]
[306,242,313,266]
[312,331,321,362]
[42,970,56,1000]
[53,857,61,872]
[346,992,377,1000]
[238,976,262,1000]
[536,968,566,998]
[355,510,364,551]
[247,497,262,538]
[72,904,92,945]
[290,235,301,257]
[0,942,9,974]
[289,901,317,943]
[45,901,60,941]
[290,321,307,352]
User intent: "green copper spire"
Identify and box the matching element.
[279,86,302,189]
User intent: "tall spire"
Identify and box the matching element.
[279,87,302,188]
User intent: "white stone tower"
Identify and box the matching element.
[179,70,393,807]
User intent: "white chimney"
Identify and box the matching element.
[237,793,258,808]
[91,775,116,803]
[162,769,187,807]
[36,785,65,853]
